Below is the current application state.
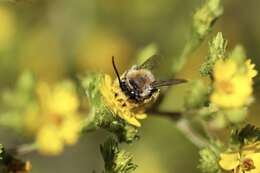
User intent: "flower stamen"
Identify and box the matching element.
[242,158,255,171]
[217,80,234,94]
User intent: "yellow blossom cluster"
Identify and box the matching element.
[211,59,257,108]
[99,75,158,127]
[24,81,81,155]
[219,142,260,173]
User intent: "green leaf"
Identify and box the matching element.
[81,73,103,106]
[225,108,247,124]
[184,80,209,110]
[100,137,137,173]
[229,45,247,65]
[0,71,36,132]
[0,111,24,132]
[198,140,224,173]
[193,0,223,39]
[172,0,223,74]
[2,71,35,110]
[200,32,227,77]
[94,107,139,143]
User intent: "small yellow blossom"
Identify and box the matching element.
[211,59,257,108]
[25,81,81,155]
[99,75,157,127]
[219,143,260,173]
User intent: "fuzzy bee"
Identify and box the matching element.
[112,55,187,103]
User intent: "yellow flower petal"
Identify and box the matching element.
[246,59,258,79]
[36,81,79,116]
[49,82,79,116]
[219,153,240,170]
[136,113,147,119]
[59,116,81,145]
[126,117,141,127]
[247,153,260,171]
[24,104,41,135]
[232,75,252,97]
[214,59,237,81]
[36,82,51,111]
[36,125,64,155]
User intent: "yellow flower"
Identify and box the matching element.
[99,75,156,127]
[219,143,260,173]
[246,59,258,79]
[211,59,257,108]
[25,81,81,155]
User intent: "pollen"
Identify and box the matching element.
[216,80,234,95]
[24,81,82,155]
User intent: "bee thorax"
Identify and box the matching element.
[120,68,158,102]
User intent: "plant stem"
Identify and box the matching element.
[15,143,37,155]
[171,33,200,75]
[149,110,208,148]
[148,109,182,121]
[80,109,98,133]
[176,119,208,148]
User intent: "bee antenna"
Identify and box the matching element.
[112,56,122,86]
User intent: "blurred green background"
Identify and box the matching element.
[0,0,260,173]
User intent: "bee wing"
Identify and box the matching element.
[137,54,172,79]
[138,54,161,71]
[138,54,183,80]
[151,79,187,88]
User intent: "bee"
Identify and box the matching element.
[112,55,187,103]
